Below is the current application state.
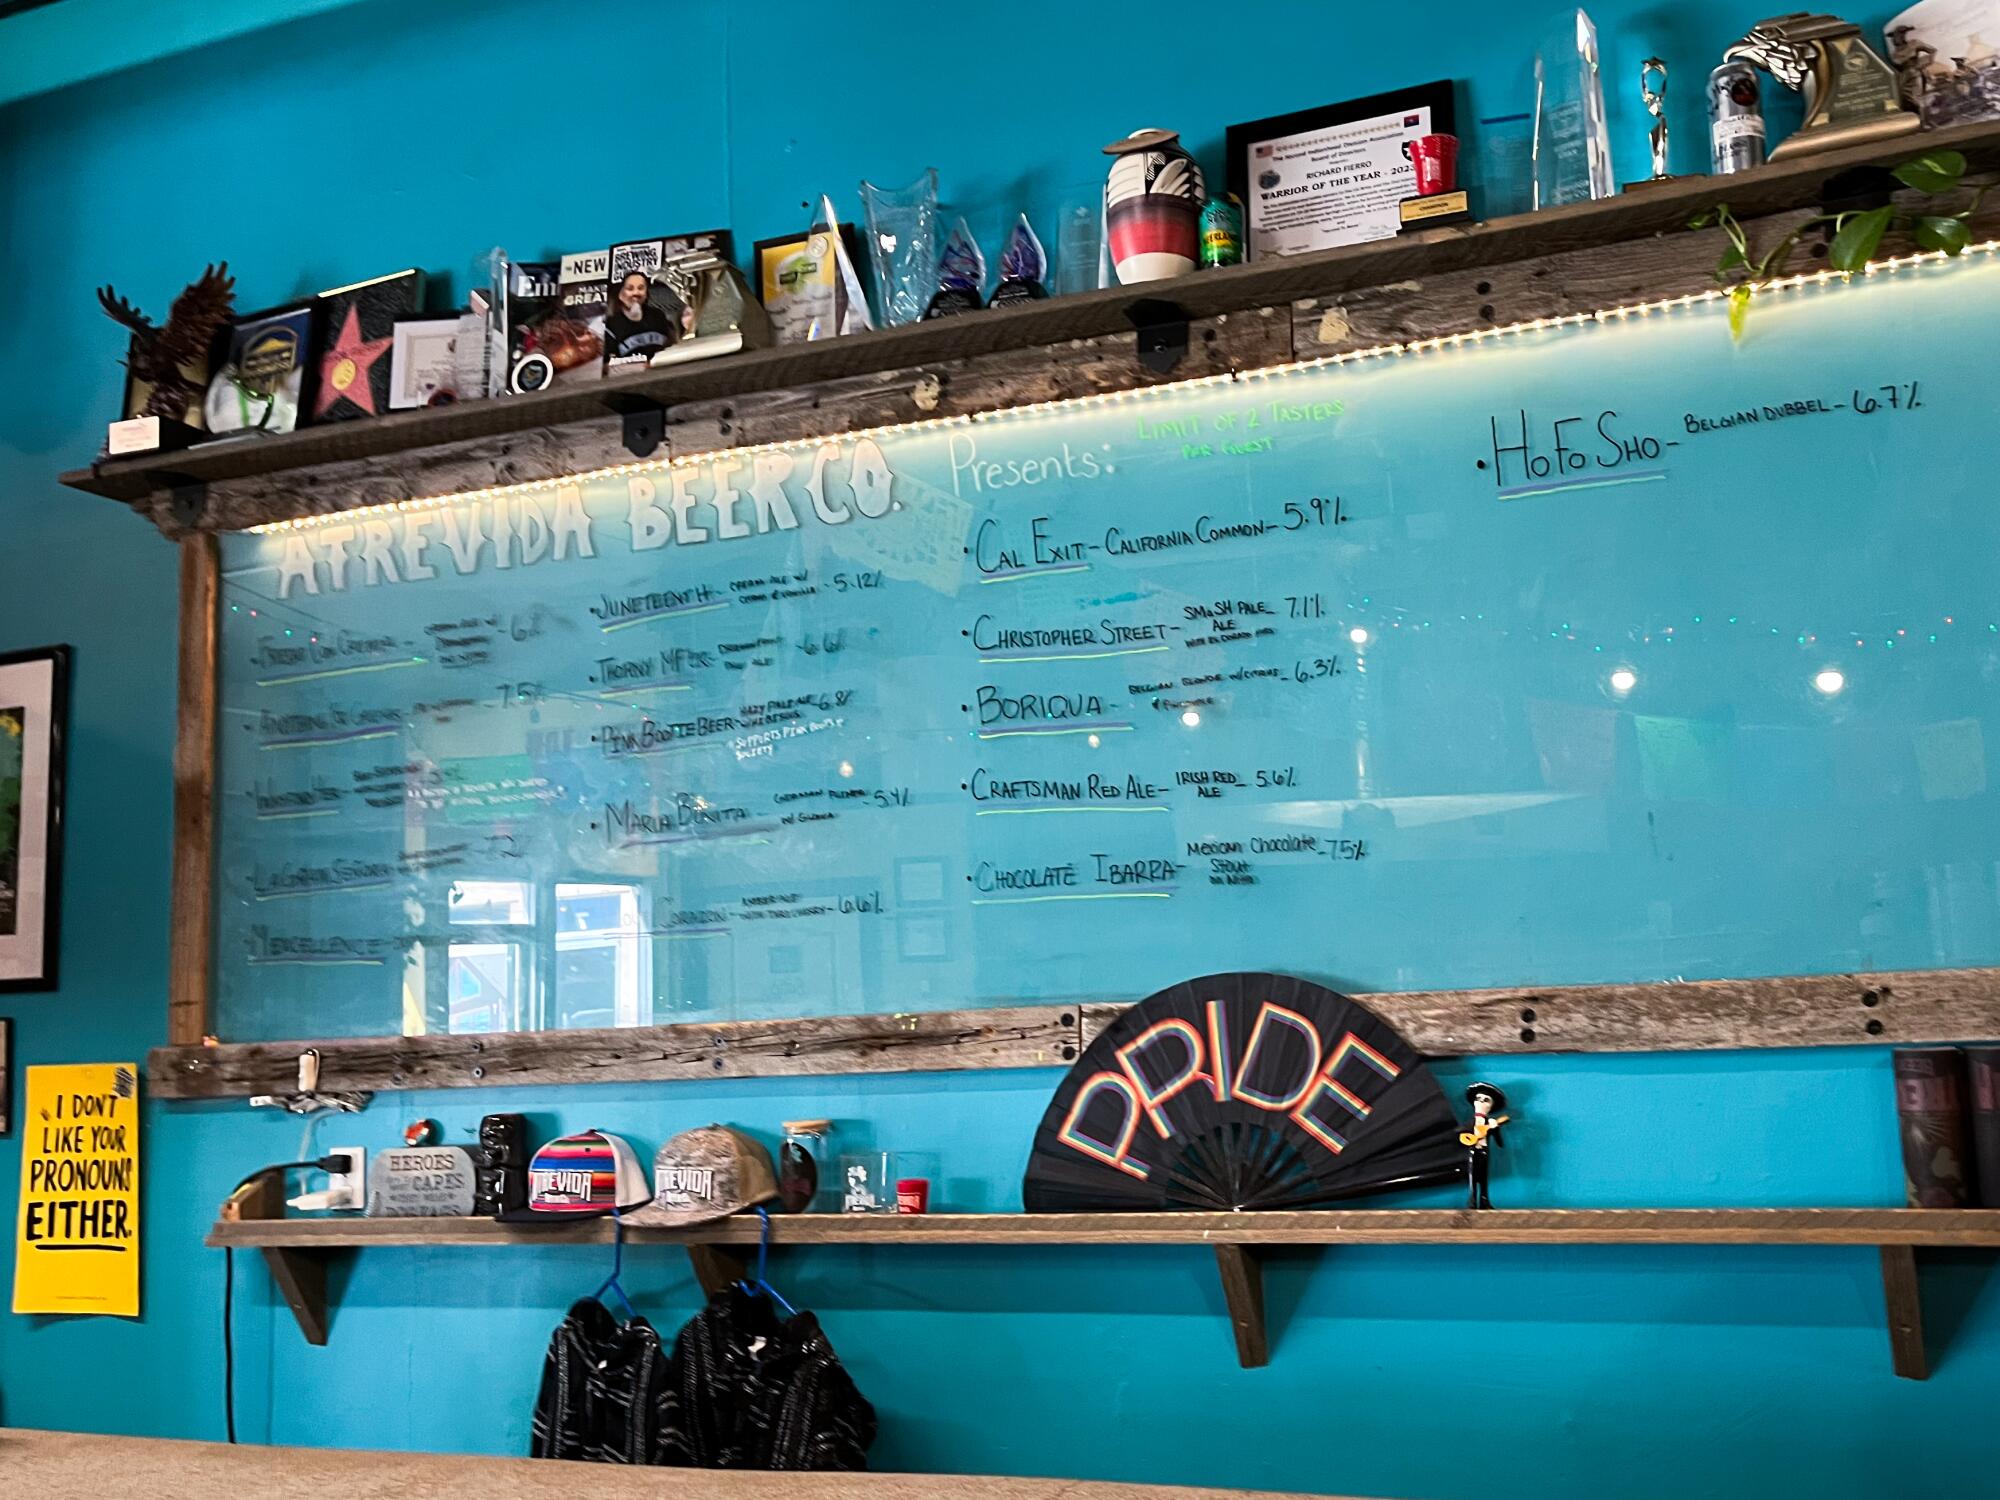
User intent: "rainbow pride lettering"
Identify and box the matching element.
[1054,1000,1403,1177]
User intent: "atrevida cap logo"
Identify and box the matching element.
[625,1125,779,1227]
[500,1129,651,1222]
[654,1163,717,1211]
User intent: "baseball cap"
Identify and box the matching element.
[624,1125,780,1228]
[500,1129,652,1222]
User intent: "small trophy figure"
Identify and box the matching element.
[1643,58,1670,178]
[1623,58,1684,190]
[1458,1082,1510,1210]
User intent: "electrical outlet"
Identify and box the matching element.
[324,1147,366,1211]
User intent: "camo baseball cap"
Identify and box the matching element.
[624,1124,779,1227]
[500,1128,652,1221]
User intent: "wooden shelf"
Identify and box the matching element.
[63,119,2000,511]
[206,1206,2000,1249]
[210,1206,2000,1377]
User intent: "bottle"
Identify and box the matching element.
[1708,60,1767,175]
[1199,196,1244,268]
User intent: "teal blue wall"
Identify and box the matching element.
[1,5,1992,1498]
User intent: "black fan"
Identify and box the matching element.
[1023,972,1464,1212]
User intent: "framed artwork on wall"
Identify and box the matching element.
[0,646,70,992]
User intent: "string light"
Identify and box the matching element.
[247,239,2000,536]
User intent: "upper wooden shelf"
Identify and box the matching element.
[62,119,2000,509]
[209,1205,2000,1250]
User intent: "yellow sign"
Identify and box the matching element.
[12,1063,141,1316]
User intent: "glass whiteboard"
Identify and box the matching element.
[212,258,2000,1042]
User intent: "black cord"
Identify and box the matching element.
[222,1157,348,1443]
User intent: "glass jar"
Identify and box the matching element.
[778,1119,833,1212]
[838,1150,897,1213]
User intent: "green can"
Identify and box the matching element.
[1200,195,1243,268]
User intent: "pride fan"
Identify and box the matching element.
[1022,972,1464,1212]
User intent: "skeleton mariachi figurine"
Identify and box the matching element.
[1459,1083,1510,1210]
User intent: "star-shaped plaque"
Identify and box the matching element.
[315,305,394,418]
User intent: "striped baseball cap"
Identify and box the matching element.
[502,1129,651,1221]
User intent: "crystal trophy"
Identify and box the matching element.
[1533,8,1615,209]
[1725,13,1919,157]
[990,215,1049,306]
[859,168,940,327]
[800,196,874,342]
[924,218,987,317]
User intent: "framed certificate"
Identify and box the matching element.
[1226,80,1456,261]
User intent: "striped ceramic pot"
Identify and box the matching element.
[1102,128,1205,284]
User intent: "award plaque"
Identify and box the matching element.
[648,252,774,367]
[1534,9,1615,207]
[368,1145,478,1217]
[1225,83,1453,261]
[1726,13,1920,157]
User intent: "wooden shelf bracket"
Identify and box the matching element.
[1879,1244,1929,1380]
[229,1176,336,1346]
[1212,1244,1269,1368]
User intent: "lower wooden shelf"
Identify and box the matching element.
[208,1206,2000,1377]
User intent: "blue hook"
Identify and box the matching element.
[738,1206,796,1316]
[594,1209,637,1322]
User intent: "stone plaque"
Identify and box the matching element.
[366,1145,478,1217]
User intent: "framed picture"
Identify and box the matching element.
[1226,80,1456,261]
[312,268,425,424]
[388,315,465,410]
[205,301,317,436]
[0,1018,12,1135]
[0,645,69,992]
[753,224,865,344]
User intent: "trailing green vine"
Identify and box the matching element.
[1689,150,1987,337]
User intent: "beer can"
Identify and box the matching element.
[1708,61,1766,175]
[1199,195,1243,268]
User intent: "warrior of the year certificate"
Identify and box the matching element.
[1226,81,1455,261]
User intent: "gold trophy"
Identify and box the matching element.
[1724,13,1919,158]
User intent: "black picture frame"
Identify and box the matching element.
[0,1017,12,1135]
[0,645,70,993]
[1226,79,1457,261]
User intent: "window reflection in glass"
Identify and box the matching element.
[447,879,535,1034]
[555,883,651,1029]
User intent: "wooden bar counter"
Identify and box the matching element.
[0,1429,1344,1500]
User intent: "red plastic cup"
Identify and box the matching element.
[895,1178,930,1214]
[1410,134,1459,196]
